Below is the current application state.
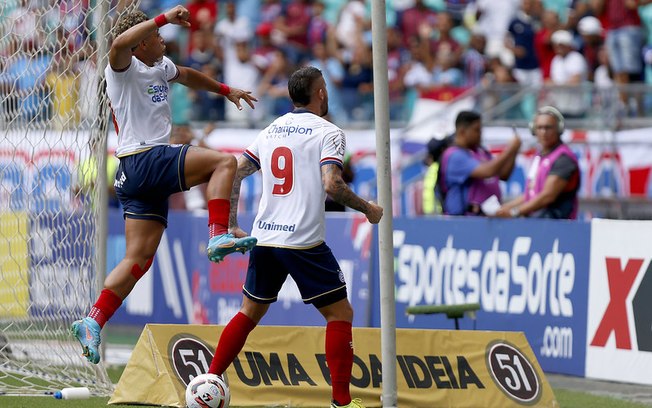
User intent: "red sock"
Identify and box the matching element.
[87,289,122,328]
[326,321,353,405]
[207,199,230,238]
[209,312,256,375]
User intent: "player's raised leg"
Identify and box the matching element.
[183,146,257,263]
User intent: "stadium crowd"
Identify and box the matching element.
[1,0,652,127]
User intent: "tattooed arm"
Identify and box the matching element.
[229,155,259,235]
[321,163,383,224]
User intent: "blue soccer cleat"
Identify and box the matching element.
[71,317,101,364]
[207,233,257,263]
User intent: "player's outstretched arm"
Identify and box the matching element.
[175,67,258,110]
[322,164,383,224]
[109,5,190,70]
[228,156,259,236]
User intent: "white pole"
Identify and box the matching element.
[370,2,397,407]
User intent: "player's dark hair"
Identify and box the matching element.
[288,66,323,107]
[455,111,481,130]
[114,10,148,38]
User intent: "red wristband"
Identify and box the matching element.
[218,83,231,96]
[154,14,168,28]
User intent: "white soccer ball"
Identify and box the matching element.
[185,373,230,408]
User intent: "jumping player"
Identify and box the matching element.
[207,66,383,408]
[71,5,258,364]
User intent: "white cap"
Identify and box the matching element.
[578,16,603,36]
[551,30,574,46]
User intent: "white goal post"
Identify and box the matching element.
[0,0,138,396]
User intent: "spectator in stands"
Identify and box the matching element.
[387,26,411,121]
[431,47,464,90]
[641,3,652,83]
[437,111,521,216]
[7,0,41,47]
[430,11,463,67]
[444,0,474,26]
[186,29,225,121]
[46,37,80,129]
[481,58,522,119]
[214,0,252,52]
[547,29,588,118]
[5,41,51,122]
[340,42,374,122]
[186,0,218,48]
[402,35,434,121]
[257,49,293,119]
[462,30,487,88]
[260,0,282,24]
[594,46,614,88]
[252,22,279,73]
[309,40,347,125]
[224,38,262,124]
[273,0,312,65]
[398,0,438,47]
[474,0,520,66]
[335,0,367,53]
[592,45,619,116]
[496,106,580,219]
[577,15,604,82]
[308,1,330,48]
[595,0,649,88]
[76,44,99,127]
[534,9,561,80]
[506,0,542,119]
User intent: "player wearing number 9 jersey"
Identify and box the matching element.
[206,66,383,408]
[243,109,346,248]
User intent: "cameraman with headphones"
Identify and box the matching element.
[496,106,580,219]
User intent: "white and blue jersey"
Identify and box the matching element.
[243,110,346,248]
[105,55,187,226]
[105,55,179,157]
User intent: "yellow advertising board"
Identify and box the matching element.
[0,212,29,318]
[110,324,557,407]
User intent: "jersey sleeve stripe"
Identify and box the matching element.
[243,149,261,168]
[320,159,343,169]
[168,66,180,82]
[320,156,343,165]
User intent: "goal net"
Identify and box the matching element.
[0,0,138,396]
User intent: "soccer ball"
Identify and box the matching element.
[185,373,230,408]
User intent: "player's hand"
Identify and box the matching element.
[226,87,258,110]
[229,226,250,238]
[164,5,191,27]
[365,201,383,224]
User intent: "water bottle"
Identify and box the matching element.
[53,387,90,399]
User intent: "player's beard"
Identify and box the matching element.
[321,99,329,117]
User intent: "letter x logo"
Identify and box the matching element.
[590,258,643,350]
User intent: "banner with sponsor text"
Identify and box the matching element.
[586,219,652,385]
[110,324,557,407]
[382,217,591,377]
